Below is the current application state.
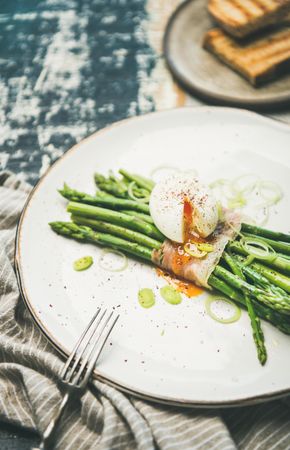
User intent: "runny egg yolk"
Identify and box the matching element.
[183,196,194,242]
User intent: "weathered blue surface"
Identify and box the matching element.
[0,0,155,184]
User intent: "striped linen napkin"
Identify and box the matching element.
[0,170,290,450]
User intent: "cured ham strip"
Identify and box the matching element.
[152,210,241,288]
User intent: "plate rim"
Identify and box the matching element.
[163,0,290,110]
[15,106,290,408]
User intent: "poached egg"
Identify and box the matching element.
[149,173,218,243]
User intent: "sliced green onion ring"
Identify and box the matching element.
[240,237,277,262]
[227,194,247,209]
[209,178,228,189]
[205,297,241,324]
[98,248,128,272]
[231,174,260,195]
[210,176,282,226]
[184,243,207,259]
[210,179,233,199]
[196,243,214,253]
[258,180,283,206]
[127,181,150,203]
[256,206,269,226]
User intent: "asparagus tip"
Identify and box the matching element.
[259,350,267,366]
[49,221,62,233]
[58,182,70,196]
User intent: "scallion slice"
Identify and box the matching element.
[258,180,283,206]
[138,288,155,308]
[205,297,241,324]
[73,256,93,271]
[240,237,277,263]
[210,175,283,226]
[196,243,214,253]
[160,285,182,305]
[98,248,128,272]
[184,243,207,259]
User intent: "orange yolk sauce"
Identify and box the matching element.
[156,268,203,298]
[183,196,194,242]
[182,197,207,245]
[170,243,192,277]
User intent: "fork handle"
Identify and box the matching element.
[39,391,70,449]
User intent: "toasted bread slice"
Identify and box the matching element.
[208,0,290,38]
[203,27,290,86]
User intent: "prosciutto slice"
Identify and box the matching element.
[152,210,241,288]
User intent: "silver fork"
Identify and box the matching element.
[37,308,119,450]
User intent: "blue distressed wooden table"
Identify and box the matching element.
[0,0,289,447]
[0,0,153,184]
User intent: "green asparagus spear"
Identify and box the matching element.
[235,259,289,299]
[94,196,150,213]
[59,183,96,203]
[94,190,116,199]
[49,222,152,261]
[119,169,155,192]
[67,201,165,241]
[95,172,150,199]
[278,253,290,261]
[214,265,265,297]
[223,252,243,278]
[243,232,290,256]
[71,215,162,250]
[213,265,290,314]
[59,184,150,214]
[94,173,128,198]
[241,223,290,244]
[121,210,154,224]
[228,241,290,275]
[248,261,290,295]
[223,252,267,365]
[231,254,290,295]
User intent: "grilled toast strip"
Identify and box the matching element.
[203,27,290,86]
[208,0,290,38]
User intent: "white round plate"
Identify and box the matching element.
[16,107,290,407]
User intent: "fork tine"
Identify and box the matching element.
[72,311,119,387]
[60,308,101,379]
[72,310,113,385]
[82,313,119,387]
[66,308,107,383]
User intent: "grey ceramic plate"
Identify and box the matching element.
[164,0,290,109]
